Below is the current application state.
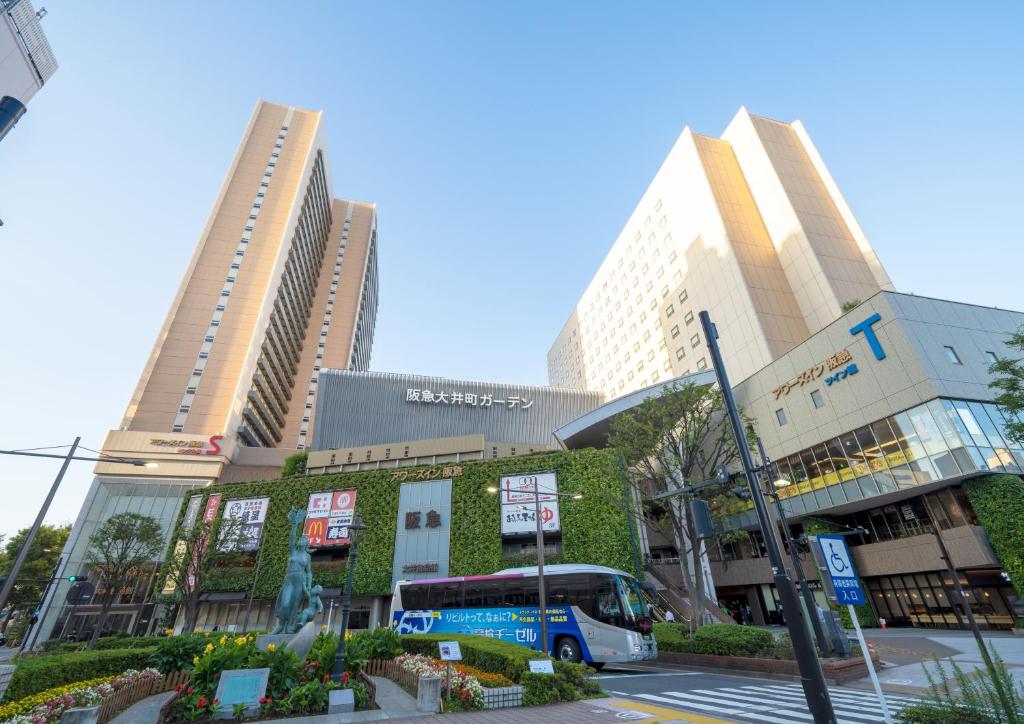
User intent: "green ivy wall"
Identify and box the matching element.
[171,448,638,599]
[964,473,1024,596]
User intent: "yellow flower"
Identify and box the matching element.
[219,635,227,645]
[321,624,327,631]
[204,643,214,654]
[165,628,175,636]
[267,642,276,652]
[193,655,200,665]
[235,636,247,646]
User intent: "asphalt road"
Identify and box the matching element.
[594,662,923,723]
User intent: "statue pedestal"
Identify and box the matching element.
[256,620,319,661]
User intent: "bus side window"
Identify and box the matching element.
[428,581,464,609]
[521,577,539,606]
[465,579,506,608]
[403,584,428,609]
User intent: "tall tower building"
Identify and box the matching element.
[548,107,892,400]
[39,100,379,641]
[120,100,379,452]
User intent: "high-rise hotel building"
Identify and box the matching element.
[40,100,380,640]
[548,107,893,399]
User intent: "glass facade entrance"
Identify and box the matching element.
[865,570,1018,630]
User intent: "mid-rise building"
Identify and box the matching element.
[0,0,57,140]
[39,100,380,641]
[548,107,893,400]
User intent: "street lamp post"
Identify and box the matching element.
[755,437,832,656]
[700,311,837,724]
[487,482,581,657]
[332,514,367,681]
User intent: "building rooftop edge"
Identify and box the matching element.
[317,368,603,397]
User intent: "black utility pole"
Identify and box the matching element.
[922,495,1016,721]
[755,437,832,656]
[699,311,836,724]
[0,437,80,619]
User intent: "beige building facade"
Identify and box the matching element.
[39,100,380,642]
[548,107,893,401]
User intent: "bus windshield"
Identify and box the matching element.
[615,574,646,622]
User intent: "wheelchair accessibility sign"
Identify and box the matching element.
[817,535,866,605]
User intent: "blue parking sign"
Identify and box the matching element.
[817,535,866,606]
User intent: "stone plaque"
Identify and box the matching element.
[213,668,269,720]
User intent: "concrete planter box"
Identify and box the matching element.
[658,651,876,684]
[1012,627,1024,636]
[481,685,524,709]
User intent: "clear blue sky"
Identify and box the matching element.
[1,1,1021,538]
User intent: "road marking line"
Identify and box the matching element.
[600,673,703,679]
[606,699,733,723]
[634,691,799,724]
[743,684,919,707]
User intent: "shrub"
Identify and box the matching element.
[400,634,544,683]
[2,647,157,702]
[148,633,208,674]
[94,635,159,651]
[346,628,402,665]
[652,622,690,652]
[687,624,774,657]
[770,633,796,660]
[896,703,998,724]
[521,661,600,706]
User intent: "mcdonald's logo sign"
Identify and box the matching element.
[305,488,357,547]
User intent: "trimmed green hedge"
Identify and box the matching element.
[400,633,546,683]
[2,647,157,702]
[964,474,1024,593]
[651,622,689,652]
[165,449,636,598]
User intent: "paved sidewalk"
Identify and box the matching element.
[414,698,725,723]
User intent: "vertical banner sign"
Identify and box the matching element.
[219,497,270,552]
[163,494,202,595]
[304,489,357,547]
[500,472,560,535]
[187,493,222,592]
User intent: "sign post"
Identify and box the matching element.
[816,535,891,724]
[438,641,461,703]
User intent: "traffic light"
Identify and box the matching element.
[67,575,87,583]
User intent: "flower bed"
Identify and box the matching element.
[394,654,484,711]
[0,668,162,724]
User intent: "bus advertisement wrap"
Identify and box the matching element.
[392,605,589,657]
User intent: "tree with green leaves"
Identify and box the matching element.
[0,524,70,633]
[158,509,246,633]
[281,452,309,477]
[990,325,1024,446]
[84,512,165,646]
[608,381,750,627]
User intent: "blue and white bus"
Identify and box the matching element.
[389,563,657,667]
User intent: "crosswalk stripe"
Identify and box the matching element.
[634,692,799,724]
[745,684,919,708]
[743,683,919,706]
[651,690,871,724]
[690,688,889,724]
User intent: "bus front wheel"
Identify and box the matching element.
[556,636,581,664]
